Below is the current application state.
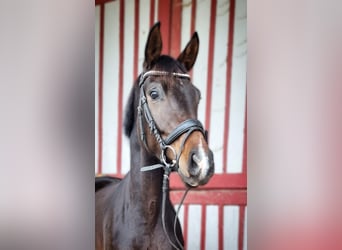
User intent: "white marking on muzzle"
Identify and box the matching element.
[193,139,210,179]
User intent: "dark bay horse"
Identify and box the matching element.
[95,22,214,250]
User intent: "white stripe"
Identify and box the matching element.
[227,0,247,173]
[154,0,159,24]
[95,6,100,173]
[187,205,202,249]
[181,0,192,50]
[224,206,239,250]
[102,1,120,173]
[138,0,151,74]
[192,0,212,124]
[205,205,218,250]
[209,0,230,174]
[121,0,136,174]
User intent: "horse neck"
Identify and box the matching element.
[128,128,165,221]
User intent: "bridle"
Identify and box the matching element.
[137,70,207,249]
[137,70,207,172]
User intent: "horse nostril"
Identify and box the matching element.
[192,154,201,165]
[189,153,201,176]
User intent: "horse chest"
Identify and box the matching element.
[111,224,173,250]
[110,209,175,250]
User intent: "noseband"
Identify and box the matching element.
[137,70,207,250]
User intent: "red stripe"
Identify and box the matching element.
[105,172,247,189]
[204,0,217,134]
[170,190,247,206]
[97,4,105,174]
[170,173,247,190]
[223,0,236,173]
[150,0,155,27]
[183,204,189,248]
[95,0,113,5]
[200,205,206,250]
[218,205,224,250]
[190,0,196,35]
[170,0,182,58]
[116,0,125,175]
[133,0,139,79]
[158,0,172,54]
[238,205,246,250]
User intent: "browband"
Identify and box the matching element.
[139,70,191,87]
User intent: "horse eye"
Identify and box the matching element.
[149,90,159,100]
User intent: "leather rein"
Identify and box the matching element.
[137,70,207,249]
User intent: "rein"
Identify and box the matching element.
[137,70,207,249]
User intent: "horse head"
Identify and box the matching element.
[125,22,214,187]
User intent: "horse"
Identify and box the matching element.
[95,22,215,250]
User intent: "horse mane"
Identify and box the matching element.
[95,176,121,192]
[123,55,187,137]
[123,79,138,137]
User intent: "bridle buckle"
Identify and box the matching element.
[161,145,177,168]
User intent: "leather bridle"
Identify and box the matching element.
[137,70,207,171]
[137,70,208,249]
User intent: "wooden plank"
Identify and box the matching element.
[204,0,216,133]
[223,0,236,173]
[133,0,140,80]
[97,4,105,174]
[170,189,247,205]
[95,0,114,5]
[170,0,182,58]
[116,0,125,175]
[239,205,246,250]
[158,0,172,54]
[100,172,247,189]
[169,173,247,190]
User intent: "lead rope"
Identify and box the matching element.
[161,168,180,249]
[161,168,190,250]
[160,128,197,249]
[173,187,190,248]
[142,127,200,249]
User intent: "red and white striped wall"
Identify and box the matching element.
[95,0,247,249]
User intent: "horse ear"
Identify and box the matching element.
[177,32,199,71]
[144,22,162,70]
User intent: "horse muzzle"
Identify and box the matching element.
[178,145,215,187]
